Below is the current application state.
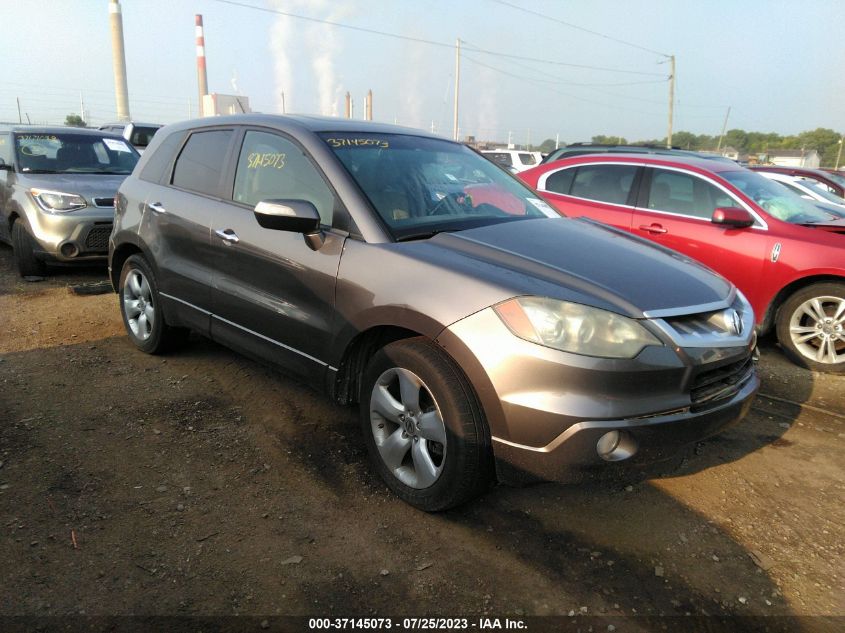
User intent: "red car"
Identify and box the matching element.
[751,166,845,198]
[519,154,845,372]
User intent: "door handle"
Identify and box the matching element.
[638,224,667,234]
[214,228,240,244]
[148,202,166,214]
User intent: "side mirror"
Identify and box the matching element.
[254,199,321,233]
[0,159,12,171]
[711,207,754,228]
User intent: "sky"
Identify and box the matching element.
[1,0,844,145]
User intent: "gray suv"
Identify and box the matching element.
[110,115,758,510]
[0,126,139,276]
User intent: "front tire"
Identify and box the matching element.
[11,219,47,277]
[360,337,494,511]
[776,282,845,372]
[118,254,188,354]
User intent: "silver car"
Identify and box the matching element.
[0,126,139,276]
[110,115,758,510]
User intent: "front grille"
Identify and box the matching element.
[93,197,115,208]
[84,226,112,250]
[690,354,754,411]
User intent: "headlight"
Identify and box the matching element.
[494,296,662,359]
[30,189,87,212]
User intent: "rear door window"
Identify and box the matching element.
[231,130,335,226]
[171,130,233,195]
[647,168,736,218]
[569,164,639,205]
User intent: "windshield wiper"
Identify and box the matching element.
[395,228,459,242]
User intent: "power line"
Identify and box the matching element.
[462,53,664,118]
[488,0,670,58]
[206,0,664,76]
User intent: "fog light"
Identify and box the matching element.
[597,430,637,462]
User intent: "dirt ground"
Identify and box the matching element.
[0,243,842,629]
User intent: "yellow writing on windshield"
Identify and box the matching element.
[326,138,389,149]
[247,152,286,169]
[17,135,58,142]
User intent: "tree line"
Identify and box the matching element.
[536,128,844,167]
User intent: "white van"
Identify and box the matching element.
[481,149,543,173]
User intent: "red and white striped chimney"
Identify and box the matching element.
[195,15,209,117]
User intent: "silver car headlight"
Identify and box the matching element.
[30,189,87,213]
[494,296,662,359]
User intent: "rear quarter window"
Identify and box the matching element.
[139,131,185,184]
[544,168,575,195]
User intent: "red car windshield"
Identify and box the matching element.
[721,170,838,224]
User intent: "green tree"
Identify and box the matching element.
[537,138,558,153]
[64,113,87,127]
[591,135,627,145]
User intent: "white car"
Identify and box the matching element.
[758,171,845,209]
[481,149,543,173]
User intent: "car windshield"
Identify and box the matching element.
[800,179,845,205]
[721,170,839,224]
[321,133,557,240]
[822,171,845,188]
[13,132,140,174]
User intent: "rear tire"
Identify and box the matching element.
[776,282,845,372]
[360,337,494,511]
[11,219,47,277]
[119,254,189,354]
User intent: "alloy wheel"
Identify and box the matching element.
[788,295,845,365]
[123,269,155,341]
[369,367,447,489]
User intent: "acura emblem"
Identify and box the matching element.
[724,309,743,336]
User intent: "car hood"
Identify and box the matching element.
[17,173,129,203]
[418,217,733,319]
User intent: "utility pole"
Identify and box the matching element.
[280,92,286,114]
[16,97,22,124]
[80,91,86,125]
[365,89,373,121]
[507,130,513,149]
[345,92,351,119]
[527,128,531,150]
[835,137,844,170]
[665,55,675,148]
[555,133,559,149]
[453,38,461,141]
[716,105,732,152]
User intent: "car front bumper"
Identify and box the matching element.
[436,306,759,483]
[26,204,114,262]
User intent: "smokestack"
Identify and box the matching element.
[108,0,130,122]
[196,15,209,117]
[365,89,372,121]
[344,92,351,119]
